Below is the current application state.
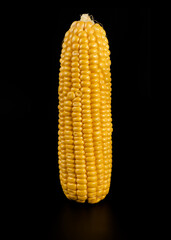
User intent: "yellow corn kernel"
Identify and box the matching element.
[58,14,112,204]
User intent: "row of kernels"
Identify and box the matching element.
[58,61,68,196]
[59,54,72,95]
[63,96,77,198]
[90,67,106,199]
[96,32,111,88]
[59,158,68,194]
[80,67,97,200]
[101,102,112,194]
[90,79,105,199]
[58,102,64,133]
[71,53,80,92]
[72,95,88,202]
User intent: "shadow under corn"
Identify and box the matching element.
[49,197,122,240]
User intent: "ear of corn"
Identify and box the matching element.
[58,14,112,204]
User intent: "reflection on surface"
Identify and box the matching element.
[50,199,121,240]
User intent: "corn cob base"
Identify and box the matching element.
[58,14,113,204]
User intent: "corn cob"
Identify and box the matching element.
[58,14,113,204]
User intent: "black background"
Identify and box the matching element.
[2,8,151,240]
